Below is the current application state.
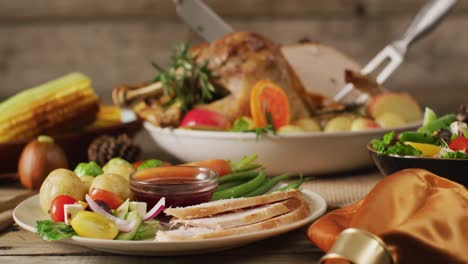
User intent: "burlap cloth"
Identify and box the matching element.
[301,169,383,208]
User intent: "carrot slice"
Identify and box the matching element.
[182,159,232,177]
[133,166,201,181]
[250,80,290,129]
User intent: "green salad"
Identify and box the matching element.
[371,105,468,159]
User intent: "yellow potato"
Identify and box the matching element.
[102,158,135,181]
[324,115,354,132]
[277,125,305,134]
[39,169,87,213]
[80,175,95,191]
[90,173,131,201]
[376,112,406,128]
[294,118,321,132]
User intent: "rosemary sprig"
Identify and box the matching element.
[152,42,218,112]
[230,102,276,139]
[254,110,276,139]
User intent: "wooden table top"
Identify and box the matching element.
[1,223,324,263]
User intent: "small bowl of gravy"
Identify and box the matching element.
[130,166,218,208]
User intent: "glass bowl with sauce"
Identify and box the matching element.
[129,166,218,208]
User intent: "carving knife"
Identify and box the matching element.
[173,0,234,42]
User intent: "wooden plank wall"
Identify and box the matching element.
[1,0,466,112]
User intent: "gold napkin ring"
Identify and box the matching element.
[319,228,394,264]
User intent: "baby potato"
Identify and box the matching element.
[293,118,321,132]
[80,175,95,191]
[90,173,131,201]
[39,169,87,213]
[277,125,305,134]
[102,158,135,181]
[324,115,355,132]
[376,112,406,128]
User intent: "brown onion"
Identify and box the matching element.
[18,135,68,189]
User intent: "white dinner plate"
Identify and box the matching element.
[144,122,420,175]
[13,190,326,256]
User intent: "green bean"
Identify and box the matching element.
[215,180,246,192]
[218,171,259,184]
[421,114,456,134]
[278,178,304,191]
[211,171,267,201]
[244,173,295,197]
[230,154,258,171]
[234,163,262,172]
[398,131,438,144]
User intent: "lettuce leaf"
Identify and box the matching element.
[442,151,468,159]
[371,132,422,156]
[36,220,76,241]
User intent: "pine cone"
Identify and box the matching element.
[88,134,141,166]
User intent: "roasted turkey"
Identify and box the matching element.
[114,32,368,126]
[114,32,325,126]
[191,31,316,122]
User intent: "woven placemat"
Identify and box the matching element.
[302,170,383,208]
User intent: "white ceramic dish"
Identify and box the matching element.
[144,122,420,175]
[13,190,326,256]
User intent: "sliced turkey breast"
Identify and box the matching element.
[156,198,310,241]
[164,189,301,220]
[170,198,301,230]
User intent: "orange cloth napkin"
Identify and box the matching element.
[308,169,468,264]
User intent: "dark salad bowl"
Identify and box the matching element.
[368,144,467,187]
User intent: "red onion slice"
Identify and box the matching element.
[85,194,136,232]
[143,197,165,221]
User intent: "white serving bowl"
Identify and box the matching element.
[144,122,420,175]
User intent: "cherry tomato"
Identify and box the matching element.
[50,195,77,222]
[71,211,118,240]
[449,136,468,152]
[133,160,145,170]
[89,188,123,210]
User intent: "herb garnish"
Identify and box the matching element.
[36,220,76,241]
[231,118,251,132]
[230,111,276,139]
[254,110,276,139]
[152,43,218,112]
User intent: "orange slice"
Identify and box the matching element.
[250,80,290,129]
[405,142,441,157]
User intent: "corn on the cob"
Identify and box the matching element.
[86,105,123,129]
[0,72,99,142]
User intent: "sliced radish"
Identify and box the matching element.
[85,194,136,232]
[143,197,165,221]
